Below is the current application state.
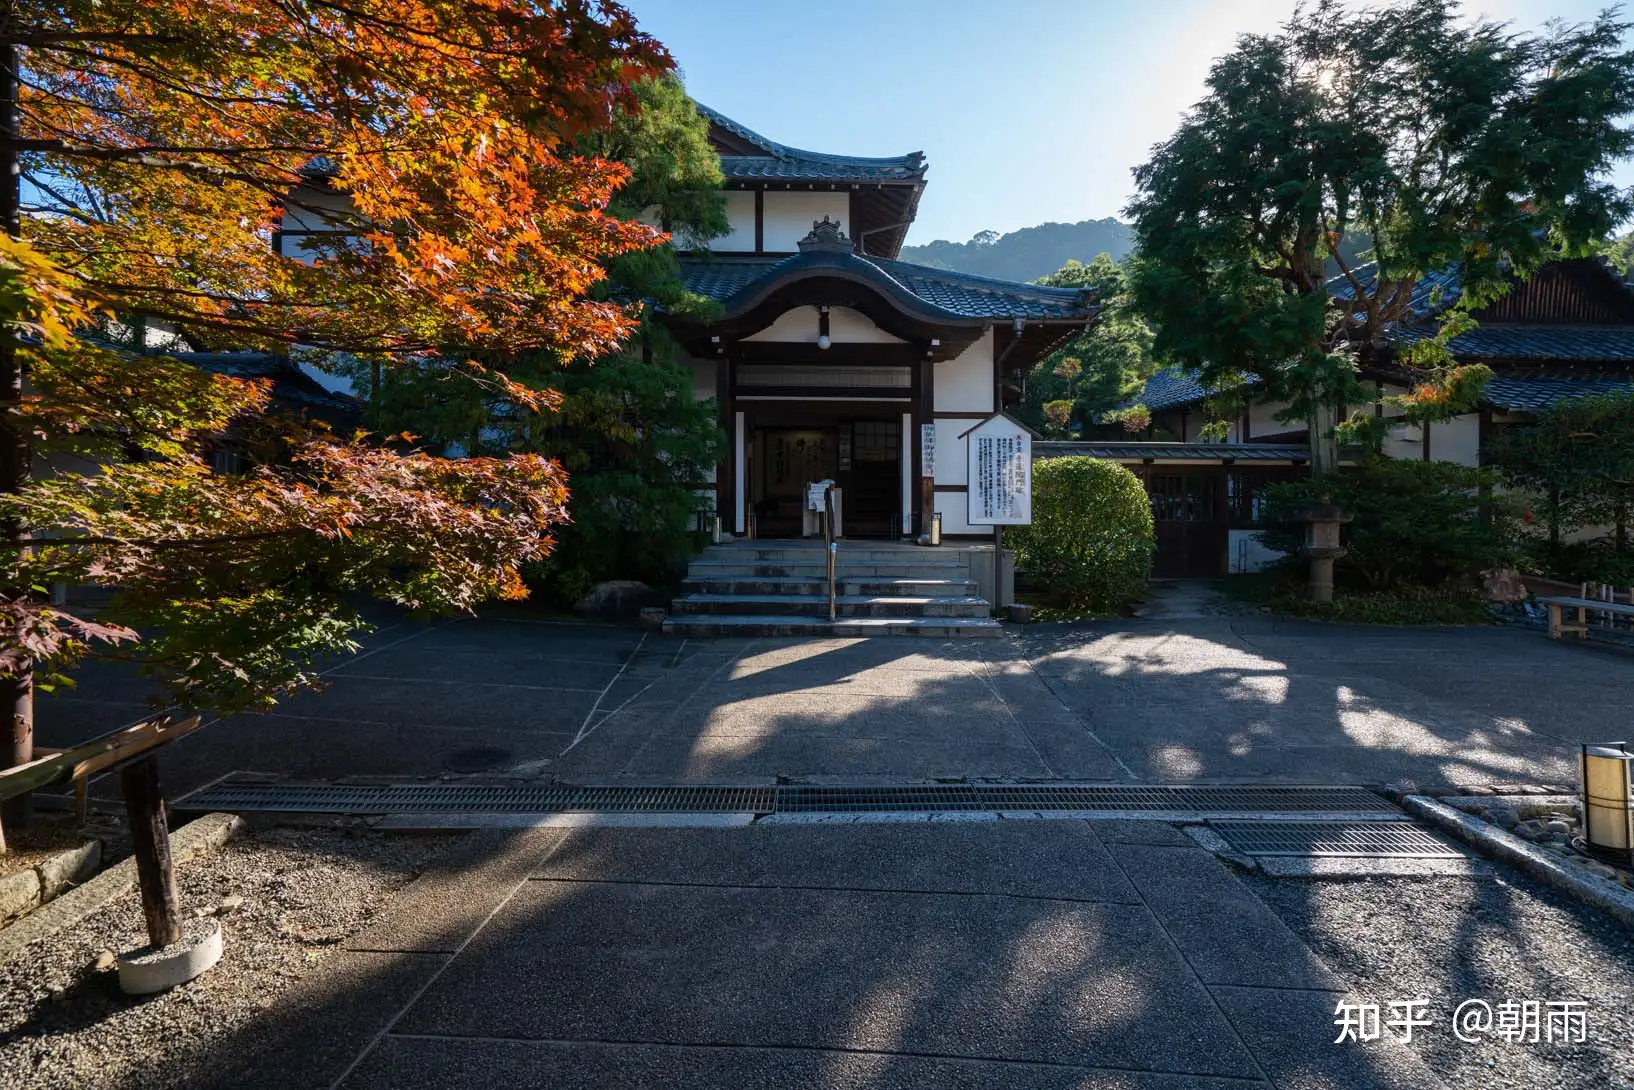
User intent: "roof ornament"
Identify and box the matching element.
[797,216,853,255]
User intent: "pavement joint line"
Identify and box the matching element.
[326,672,607,695]
[520,873,1145,907]
[321,826,575,1090]
[1017,647,1139,781]
[376,1032,1272,1083]
[963,647,1056,778]
[1097,828,1275,1086]
[562,631,649,753]
[613,638,764,776]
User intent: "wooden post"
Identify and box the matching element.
[121,756,182,948]
[993,525,1006,611]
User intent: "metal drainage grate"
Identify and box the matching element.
[173,780,1399,818]
[1211,821,1461,858]
[567,785,776,814]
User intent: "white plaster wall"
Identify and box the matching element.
[762,191,850,251]
[1431,412,1482,467]
[1228,529,1285,574]
[934,330,994,414]
[933,492,976,536]
[742,305,904,345]
[1382,418,1425,461]
[706,190,757,253]
[1246,399,1293,440]
[932,418,984,486]
[683,354,716,401]
[281,184,352,232]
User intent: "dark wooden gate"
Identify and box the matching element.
[1144,470,1227,578]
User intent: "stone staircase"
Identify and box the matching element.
[663,540,1003,638]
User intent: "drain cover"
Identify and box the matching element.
[173,780,1399,818]
[1211,821,1461,858]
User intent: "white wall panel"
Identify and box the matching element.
[932,418,983,486]
[707,190,758,252]
[742,305,905,345]
[762,191,850,251]
[933,330,993,413]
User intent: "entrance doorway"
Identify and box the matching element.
[1145,470,1227,578]
[749,418,902,538]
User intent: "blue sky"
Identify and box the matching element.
[626,0,1634,246]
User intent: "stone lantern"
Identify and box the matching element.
[1297,500,1352,603]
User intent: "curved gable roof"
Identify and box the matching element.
[678,253,1095,325]
[697,104,927,184]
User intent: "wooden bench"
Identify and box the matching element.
[1536,595,1634,640]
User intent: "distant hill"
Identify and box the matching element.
[898,219,1134,283]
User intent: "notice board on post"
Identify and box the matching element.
[962,413,1033,526]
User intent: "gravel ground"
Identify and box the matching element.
[0,823,457,1090]
[1249,869,1634,1090]
[0,811,121,878]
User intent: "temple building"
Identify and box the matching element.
[663,106,1099,540]
[1052,255,1634,578]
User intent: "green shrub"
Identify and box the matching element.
[1223,574,1495,625]
[1257,458,1516,590]
[1009,456,1154,611]
[1521,535,1634,587]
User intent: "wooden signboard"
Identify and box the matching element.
[963,414,1033,526]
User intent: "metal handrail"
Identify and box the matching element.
[823,485,838,621]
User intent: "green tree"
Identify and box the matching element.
[1257,458,1515,590]
[1601,230,1634,279]
[1489,391,1634,552]
[1022,255,1162,437]
[1127,0,1634,475]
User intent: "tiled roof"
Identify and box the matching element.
[1484,374,1634,412]
[174,351,358,412]
[676,254,1095,323]
[698,104,926,184]
[1035,441,1309,462]
[864,258,1093,321]
[1392,322,1634,363]
[1136,369,1263,412]
[1328,262,1465,319]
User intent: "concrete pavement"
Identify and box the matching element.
[189,821,1443,1090]
[37,614,1613,793]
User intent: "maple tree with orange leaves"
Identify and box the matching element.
[0,0,675,782]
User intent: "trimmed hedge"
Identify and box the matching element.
[1010,456,1154,611]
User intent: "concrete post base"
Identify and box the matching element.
[117,916,222,995]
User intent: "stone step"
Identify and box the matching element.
[670,594,994,619]
[688,561,970,580]
[661,614,1005,639]
[680,577,980,598]
[700,545,950,562]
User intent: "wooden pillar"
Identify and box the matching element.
[122,756,182,948]
[716,355,733,535]
[919,359,935,538]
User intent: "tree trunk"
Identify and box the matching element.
[1308,399,1340,478]
[0,32,35,833]
[121,756,182,948]
[1617,486,1628,553]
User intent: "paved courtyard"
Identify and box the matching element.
[38,614,1619,795]
[178,821,1460,1090]
[21,616,1634,1090]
